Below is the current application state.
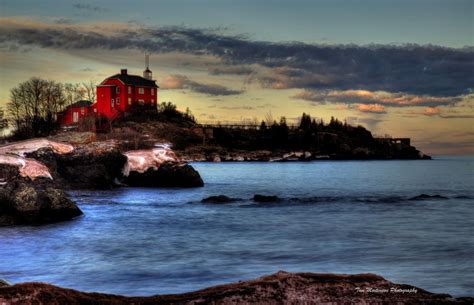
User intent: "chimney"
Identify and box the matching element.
[121,69,127,75]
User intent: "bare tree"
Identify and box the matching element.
[264,111,274,127]
[0,108,8,136]
[82,80,97,102]
[7,77,66,138]
[64,83,85,105]
[41,81,66,130]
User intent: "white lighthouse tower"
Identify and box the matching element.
[143,54,152,80]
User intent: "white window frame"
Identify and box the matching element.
[128,86,132,94]
[81,107,85,114]
[116,87,120,94]
[139,87,144,94]
[128,97,132,105]
[151,88,154,96]
[116,97,120,105]
[138,99,145,105]
[111,98,115,108]
[73,112,79,123]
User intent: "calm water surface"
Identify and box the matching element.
[1,157,473,296]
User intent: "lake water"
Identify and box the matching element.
[1,157,473,296]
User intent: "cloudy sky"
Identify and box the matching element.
[0,0,473,154]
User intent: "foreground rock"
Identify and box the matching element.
[0,271,470,305]
[0,166,82,226]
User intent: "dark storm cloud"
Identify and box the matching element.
[161,74,243,96]
[1,19,473,98]
[208,65,254,75]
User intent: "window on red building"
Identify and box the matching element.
[139,88,144,94]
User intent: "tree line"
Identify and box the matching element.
[212,112,375,153]
[4,77,95,139]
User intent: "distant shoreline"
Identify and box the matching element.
[177,149,431,162]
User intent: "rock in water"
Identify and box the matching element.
[201,195,239,203]
[409,194,448,200]
[253,194,281,202]
[123,162,204,187]
[0,177,82,226]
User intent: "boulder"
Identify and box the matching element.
[253,194,280,202]
[0,175,82,226]
[123,162,203,187]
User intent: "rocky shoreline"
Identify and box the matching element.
[0,138,204,226]
[0,271,471,304]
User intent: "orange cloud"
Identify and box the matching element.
[423,107,441,116]
[356,104,386,113]
[161,75,187,89]
[293,89,461,107]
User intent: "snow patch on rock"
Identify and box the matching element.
[0,138,74,156]
[0,155,52,180]
[122,145,179,176]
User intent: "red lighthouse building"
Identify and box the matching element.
[94,67,158,120]
[59,57,159,126]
